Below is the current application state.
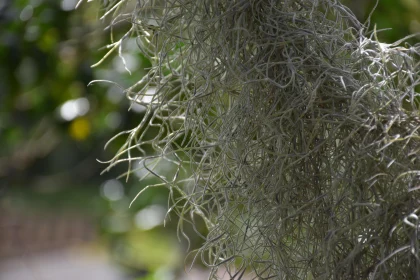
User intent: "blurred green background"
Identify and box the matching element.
[0,0,419,279]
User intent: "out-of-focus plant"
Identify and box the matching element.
[0,1,183,277]
[87,0,420,279]
[343,0,420,44]
[0,0,150,188]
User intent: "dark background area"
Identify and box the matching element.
[0,0,419,279]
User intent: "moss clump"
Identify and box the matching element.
[91,0,420,279]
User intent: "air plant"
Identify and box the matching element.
[85,0,420,278]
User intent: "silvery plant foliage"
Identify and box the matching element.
[83,0,420,278]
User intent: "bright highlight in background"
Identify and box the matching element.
[131,87,157,113]
[59,98,90,121]
[61,0,78,11]
[135,205,166,230]
[101,179,125,201]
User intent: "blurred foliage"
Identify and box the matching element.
[344,0,420,43]
[1,0,110,186]
[0,0,418,279]
[0,0,186,277]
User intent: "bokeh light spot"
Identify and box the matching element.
[69,117,91,141]
[59,98,90,121]
[24,25,40,42]
[61,0,78,11]
[134,205,166,230]
[20,5,33,21]
[105,112,122,129]
[101,179,124,201]
[131,87,156,113]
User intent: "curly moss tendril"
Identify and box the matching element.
[88,0,420,278]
